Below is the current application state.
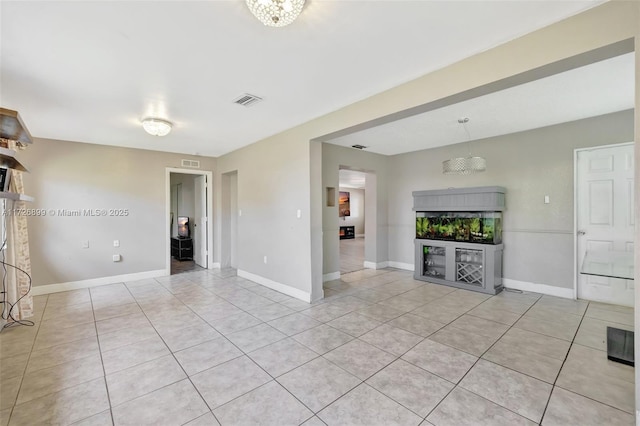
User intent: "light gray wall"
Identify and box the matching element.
[387,109,634,288]
[21,138,216,286]
[322,144,388,275]
[338,187,365,235]
[214,134,314,298]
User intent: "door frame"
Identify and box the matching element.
[165,167,214,275]
[573,141,634,300]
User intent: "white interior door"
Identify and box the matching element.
[193,175,208,268]
[577,143,634,306]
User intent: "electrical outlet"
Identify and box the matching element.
[112,254,121,262]
[113,240,120,247]
[263,256,267,264]
[544,195,550,204]
[296,209,301,219]
[82,241,89,249]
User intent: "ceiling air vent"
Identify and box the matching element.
[181,159,200,168]
[351,144,367,150]
[233,93,263,107]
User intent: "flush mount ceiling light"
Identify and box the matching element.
[246,0,305,27]
[442,118,486,175]
[141,117,172,137]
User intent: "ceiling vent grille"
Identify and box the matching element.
[233,93,263,107]
[181,159,200,168]
[351,144,367,150]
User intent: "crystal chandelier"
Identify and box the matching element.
[246,0,305,27]
[442,118,486,175]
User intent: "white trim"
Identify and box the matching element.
[166,168,214,273]
[364,261,390,270]
[31,269,167,296]
[573,147,579,300]
[387,261,414,271]
[237,269,311,302]
[323,271,340,282]
[503,278,574,299]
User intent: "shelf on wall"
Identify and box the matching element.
[0,192,34,202]
[0,108,33,145]
[0,147,28,171]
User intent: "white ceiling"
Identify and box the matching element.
[328,52,635,155]
[0,0,605,157]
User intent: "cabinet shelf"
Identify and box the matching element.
[0,192,33,202]
[456,261,483,267]
[415,239,503,295]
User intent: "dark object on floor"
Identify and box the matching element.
[607,326,634,367]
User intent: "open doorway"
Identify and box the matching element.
[166,168,213,275]
[338,169,366,274]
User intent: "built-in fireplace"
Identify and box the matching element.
[413,186,505,295]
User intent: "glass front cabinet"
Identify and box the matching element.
[414,240,503,295]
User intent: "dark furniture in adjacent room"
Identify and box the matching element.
[171,237,193,261]
[339,226,355,240]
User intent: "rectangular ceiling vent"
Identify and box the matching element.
[181,159,200,168]
[351,144,367,150]
[233,93,263,107]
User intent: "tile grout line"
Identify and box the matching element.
[87,286,116,426]
[137,274,227,426]
[538,299,591,424]
[8,269,623,426]
[143,269,334,424]
[418,292,543,424]
[4,294,49,426]
[165,271,325,425]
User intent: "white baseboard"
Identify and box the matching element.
[503,278,574,299]
[364,261,414,271]
[31,269,168,296]
[237,269,311,303]
[363,261,389,270]
[387,261,414,271]
[323,271,340,282]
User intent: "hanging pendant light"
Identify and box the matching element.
[442,118,486,175]
[246,0,306,27]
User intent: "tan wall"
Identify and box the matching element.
[20,138,216,286]
[214,132,315,298]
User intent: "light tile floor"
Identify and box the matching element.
[339,237,364,274]
[0,268,634,425]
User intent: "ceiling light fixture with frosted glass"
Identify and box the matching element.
[141,117,172,137]
[246,0,305,27]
